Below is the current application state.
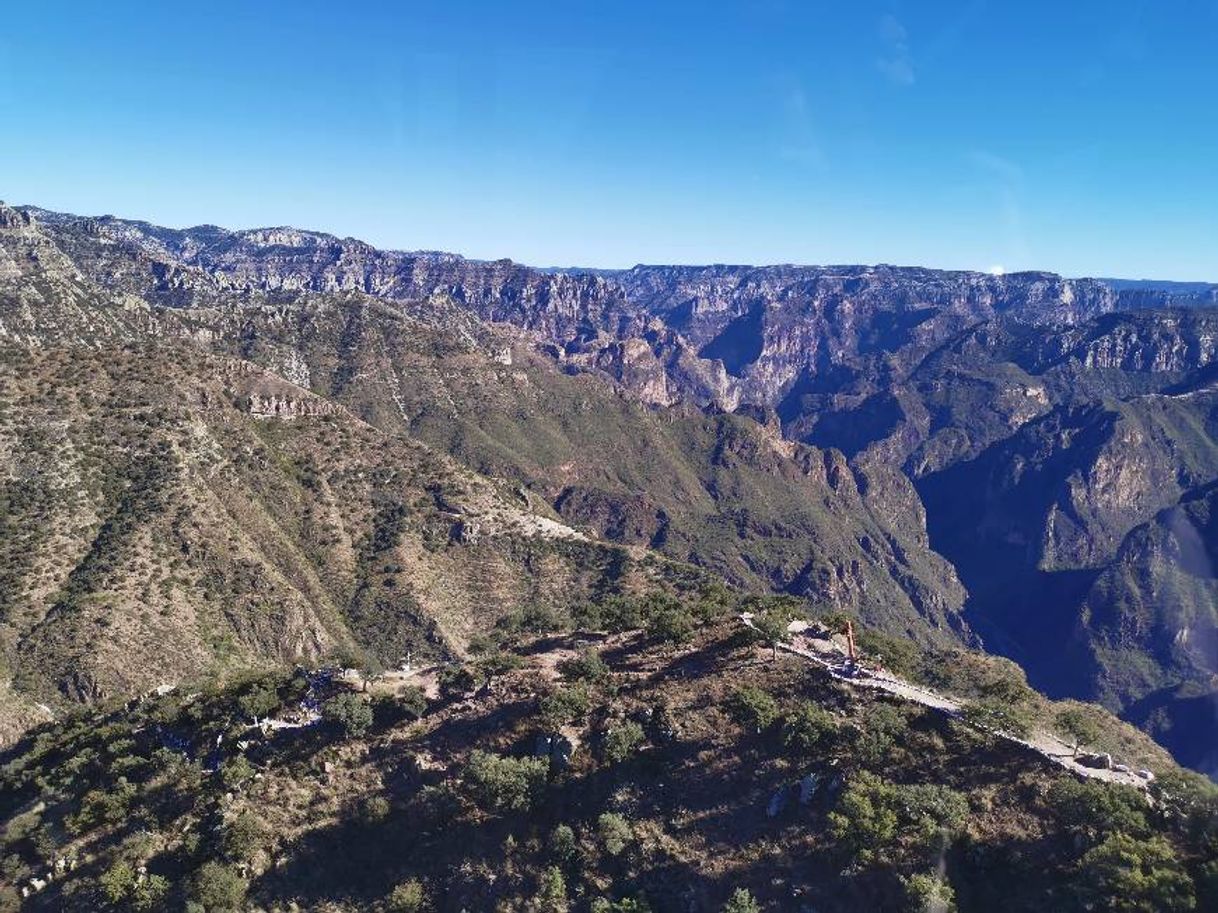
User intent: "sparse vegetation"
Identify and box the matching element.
[0,602,1211,913]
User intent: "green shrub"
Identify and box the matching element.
[646,605,695,643]
[398,685,428,719]
[598,812,633,856]
[1076,833,1195,913]
[781,703,839,754]
[462,750,549,813]
[903,873,957,913]
[131,874,169,912]
[828,772,898,863]
[221,811,265,862]
[360,795,392,823]
[539,685,591,729]
[100,860,137,906]
[236,680,281,720]
[438,665,479,698]
[852,703,908,766]
[558,649,609,682]
[599,597,645,633]
[548,824,578,863]
[725,686,779,733]
[692,585,735,623]
[478,651,524,680]
[387,878,428,913]
[189,861,247,912]
[959,700,1031,738]
[218,755,255,789]
[590,897,652,913]
[1048,779,1149,844]
[322,692,373,738]
[68,779,137,834]
[828,772,968,864]
[530,866,569,913]
[570,602,604,631]
[501,604,568,634]
[413,783,463,825]
[898,782,970,845]
[855,629,920,677]
[603,721,646,764]
[467,633,497,655]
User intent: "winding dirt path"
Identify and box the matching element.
[740,615,1151,789]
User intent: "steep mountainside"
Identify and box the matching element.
[3,599,1214,913]
[1,205,971,650]
[5,200,1218,774]
[0,342,688,745]
[1081,484,1218,775]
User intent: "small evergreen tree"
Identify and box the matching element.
[722,887,761,913]
[529,866,569,913]
[603,721,646,764]
[387,878,427,913]
[598,812,633,856]
[548,823,578,863]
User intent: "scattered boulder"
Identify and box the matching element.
[1076,751,1113,770]
[534,733,576,769]
[768,785,792,817]
[798,773,821,804]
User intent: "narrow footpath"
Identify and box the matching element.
[740,614,1152,790]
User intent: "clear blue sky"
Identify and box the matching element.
[2,1,1215,278]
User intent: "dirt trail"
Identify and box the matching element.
[740,615,1151,790]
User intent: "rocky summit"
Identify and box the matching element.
[3,200,1218,912]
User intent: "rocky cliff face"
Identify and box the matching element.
[1081,483,1218,776]
[24,209,1210,414]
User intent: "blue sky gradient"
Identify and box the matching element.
[1,1,1215,277]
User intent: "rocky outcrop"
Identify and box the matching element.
[21,208,1212,416]
[246,392,343,420]
[0,202,34,230]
